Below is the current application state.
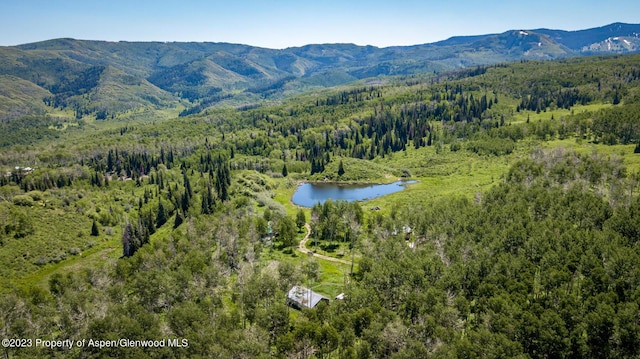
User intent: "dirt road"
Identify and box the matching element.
[298,223,351,265]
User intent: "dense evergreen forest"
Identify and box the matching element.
[1,54,640,358]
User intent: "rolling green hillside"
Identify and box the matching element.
[0,75,50,120]
[0,23,639,121]
[1,53,640,357]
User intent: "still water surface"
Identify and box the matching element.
[292,180,416,207]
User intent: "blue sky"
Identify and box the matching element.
[1,1,639,48]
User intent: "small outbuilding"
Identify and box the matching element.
[286,286,329,310]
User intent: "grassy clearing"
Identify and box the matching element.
[0,206,106,278]
[272,177,302,218]
[1,230,120,293]
[541,139,640,173]
[349,144,523,216]
[308,157,401,182]
[258,242,350,299]
[314,260,351,298]
[0,171,174,290]
[511,103,612,124]
[26,240,120,291]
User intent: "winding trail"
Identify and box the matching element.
[298,223,351,265]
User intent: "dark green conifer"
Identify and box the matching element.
[337,160,345,177]
[156,198,167,228]
[90,219,99,236]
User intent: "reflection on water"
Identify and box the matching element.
[292,180,416,207]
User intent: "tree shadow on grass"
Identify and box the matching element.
[320,243,339,252]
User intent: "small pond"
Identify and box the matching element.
[292,180,416,208]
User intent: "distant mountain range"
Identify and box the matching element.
[1,22,639,121]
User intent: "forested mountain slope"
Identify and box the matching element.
[0,22,639,121]
[1,53,640,358]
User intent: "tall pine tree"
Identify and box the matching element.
[337,160,345,177]
[156,198,167,228]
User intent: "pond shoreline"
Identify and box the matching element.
[294,176,413,185]
[291,179,417,208]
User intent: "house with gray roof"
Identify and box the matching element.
[286,286,329,310]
